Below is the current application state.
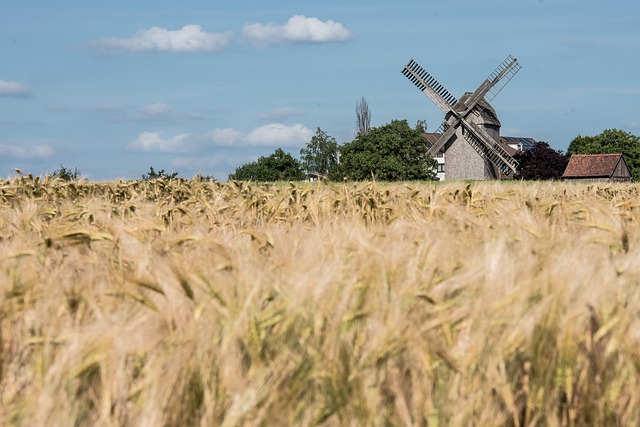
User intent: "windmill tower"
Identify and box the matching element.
[402,55,521,180]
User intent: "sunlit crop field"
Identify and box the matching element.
[2,176,640,426]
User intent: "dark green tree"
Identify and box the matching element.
[330,119,438,181]
[299,128,339,175]
[141,166,179,181]
[52,164,81,181]
[229,148,305,181]
[513,141,568,180]
[567,129,640,180]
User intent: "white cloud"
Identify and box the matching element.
[78,102,202,122]
[141,103,172,117]
[86,25,233,54]
[245,123,312,146]
[133,103,203,121]
[129,123,312,154]
[127,131,192,153]
[85,104,121,113]
[204,128,244,146]
[243,15,352,45]
[0,80,31,98]
[0,144,54,159]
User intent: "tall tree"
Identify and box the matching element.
[415,119,427,134]
[229,148,305,181]
[331,119,437,181]
[299,128,339,175]
[567,129,640,180]
[355,96,371,136]
[513,141,568,180]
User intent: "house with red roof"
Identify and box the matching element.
[562,153,631,182]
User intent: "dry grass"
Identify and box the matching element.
[1,176,640,426]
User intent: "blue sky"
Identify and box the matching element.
[1,0,639,180]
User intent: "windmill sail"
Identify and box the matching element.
[461,56,521,114]
[402,59,457,113]
[484,55,521,103]
[427,120,457,156]
[462,122,519,174]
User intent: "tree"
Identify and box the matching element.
[52,164,81,181]
[299,128,339,175]
[415,119,427,134]
[513,141,568,180]
[567,129,640,180]
[141,166,179,181]
[331,119,438,181]
[229,148,306,181]
[193,173,216,182]
[355,96,371,136]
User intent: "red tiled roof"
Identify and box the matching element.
[562,154,624,178]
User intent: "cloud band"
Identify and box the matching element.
[243,15,352,45]
[127,123,313,153]
[86,25,233,54]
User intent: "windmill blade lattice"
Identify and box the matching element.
[484,55,522,103]
[462,122,519,174]
[402,59,458,112]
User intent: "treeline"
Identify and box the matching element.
[229,120,438,182]
[229,124,640,182]
[41,126,640,183]
[31,165,216,183]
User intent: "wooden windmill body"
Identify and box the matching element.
[402,56,521,180]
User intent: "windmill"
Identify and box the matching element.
[401,55,521,180]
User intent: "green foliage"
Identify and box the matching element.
[193,173,216,182]
[52,164,81,181]
[567,129,640,180]
[229,148,306,182]
[300,128,339,175]
[514,141,569,180]
[331,119,438,181]
[141,166,179,181]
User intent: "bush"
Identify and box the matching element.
[229,148,305,181]
[141,166,179,181]
[52,164,81,181]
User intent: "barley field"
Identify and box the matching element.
[1,176,640,426]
